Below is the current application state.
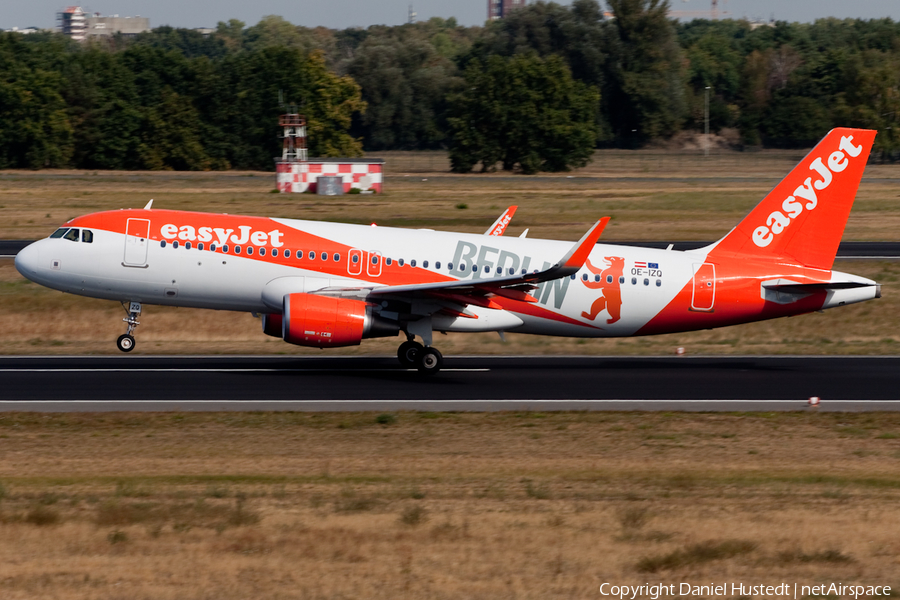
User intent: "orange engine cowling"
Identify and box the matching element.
[282,293,397,348]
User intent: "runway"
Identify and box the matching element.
[1,355,898,411]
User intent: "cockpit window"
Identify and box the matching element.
[50,228,68,239]
[81,230,93,243]
[63,229,80,242]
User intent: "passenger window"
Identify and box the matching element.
[372,256,379,265]
[571,274,577,280]
[411,259,417,267]
[284,250,290,258]
[399,258,404,266]
[321,252,328,261]
[235,246,241,254]
[484,265,490,273]
[197,243,204,251]
[334,253,340,262]
[309,251,315,260]
[386,258,392,266]
[81,230,93,243]
[607,275,613,284]
[63,228,80,242]
[173,241,179,249]
[210,244,217,252]
[582,274,588,281]
[160,240,167,248]
[246,247,253,255]
[185,242,192,250]
[496,267,502,274]
[509,268,515,275]
[425,261,431,268]
[472,265,478,272]
[619,276,625,284]
[296,250,302,259]
[447,262,453,270]
[631,277,637,285]
[351,254,358,263]
[222,245,229,253]
[50,228,68,239]
[644,278,649,286]
[656,279,662,287]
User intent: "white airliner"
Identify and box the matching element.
[15,128,881,373]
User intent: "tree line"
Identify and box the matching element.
[0,0,898,172]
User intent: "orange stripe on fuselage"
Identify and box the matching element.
[68,209,458,288]
[493,295,600,330]
[636,259,830,336]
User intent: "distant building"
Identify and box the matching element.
[57,6,86,40]
[488,0,527,21]
[85,13,150,38]
[3,27,42,34]
[57,6,149,40]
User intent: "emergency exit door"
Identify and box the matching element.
[691,263,716,312]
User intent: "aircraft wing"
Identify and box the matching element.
[484,206,517,236]
[319,218,609,308]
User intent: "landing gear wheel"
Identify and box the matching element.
[398,340,424,368]
[416,347,443,375]
[117,334,135,353]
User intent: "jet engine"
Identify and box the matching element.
[279,293,398,348]
[261,313,283,338]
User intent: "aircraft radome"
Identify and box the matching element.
[15,128,881,374]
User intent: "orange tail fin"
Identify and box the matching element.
[711,128,876,270]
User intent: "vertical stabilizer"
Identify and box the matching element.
[711,128,876,269]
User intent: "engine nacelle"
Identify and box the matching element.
[281,293,398,348]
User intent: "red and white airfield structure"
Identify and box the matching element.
[16,129,881,374]
[276,159,384,194]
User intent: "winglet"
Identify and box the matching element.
[485,205,517,236]
[558,217,609,270]
[522,217,609,282]
[143,199,154,210]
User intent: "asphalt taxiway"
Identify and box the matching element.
[0,355,898,412]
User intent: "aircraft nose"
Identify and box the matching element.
[14,241,43,281]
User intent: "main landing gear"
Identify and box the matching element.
[397,335,443,374]
[117,301,142,353]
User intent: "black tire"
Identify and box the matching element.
[117,334,135,353]
[398,340,423,368]
[416,347,443,375]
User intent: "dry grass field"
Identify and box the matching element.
[0,411,899,599]
[1,150,899,355]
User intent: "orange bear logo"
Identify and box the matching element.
[580,256,624,324]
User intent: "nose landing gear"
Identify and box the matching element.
[117,301,142,352]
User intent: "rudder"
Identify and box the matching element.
[711,128,876,270]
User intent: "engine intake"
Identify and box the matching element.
[280,293,398,348]
[261,313,282,338]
